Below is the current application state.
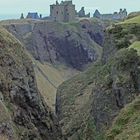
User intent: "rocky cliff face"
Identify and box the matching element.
[0,27,63,140]
[3,19,104,70]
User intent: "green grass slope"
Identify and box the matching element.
[56,14,140,140]
[34,61,78,111]
[103,14,140,140]
[119,15,140,24]
[129,41,140,55]
[57,48,140,140]
[105,14,140,60]
[57,62,103,140]
[127,12,140,19]
[106,96,140,140]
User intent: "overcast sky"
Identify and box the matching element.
[0,0,140,19]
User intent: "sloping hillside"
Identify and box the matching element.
[129,41,140,55]
[106,96,140,140]
[105,14,140,140]
[119,15,140,24]
[56,48,140,140]
[34,61,78,111]
[0,26,63,140]
[127,11,140,19]
[56,15,140,140]
[102,14,140,63]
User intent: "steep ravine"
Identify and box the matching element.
[1,16,139,140]
[1,18,105,111]
[0,27,63,140]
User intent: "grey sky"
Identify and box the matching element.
[0,0,140,19]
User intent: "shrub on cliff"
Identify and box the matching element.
[113,48,140,72]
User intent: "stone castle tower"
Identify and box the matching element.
[50,0,76,22]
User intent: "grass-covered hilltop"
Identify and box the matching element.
[0,11,140,140]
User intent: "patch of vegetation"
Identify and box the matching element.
[127,12,140,19]
[56,12,140,140]
[107,14,140,51]
[129,41,140,55]
[113,48,140,71]
[0,101,10,123]
[57,45,140,139]
[120,15,140,24]
[106,97,140,140]
[108,23,140,49]
[74,117,103,140]
[34,60,76,110]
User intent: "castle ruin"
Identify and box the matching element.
[50,0,76,22]
[93,9,127,20]
[26,12,42,19]
[77,7,90,18]
[20,1,128,22]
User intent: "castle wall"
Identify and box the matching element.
[64,4,75,22]
[101,12,127,20]
[93,9,127,21]
[50,5,65,21]
[100,14,113,20]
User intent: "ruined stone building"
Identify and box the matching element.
[93,9,127,20]
[50,0,76,22]
[77,7,90,18]
[26,12,42,19]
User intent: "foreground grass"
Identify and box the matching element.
[106,96,140,140]
[129,41,140,55]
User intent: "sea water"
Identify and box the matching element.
[0,14,19,20]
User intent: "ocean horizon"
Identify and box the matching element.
[0,14,19,20]
[0,13,49,20]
